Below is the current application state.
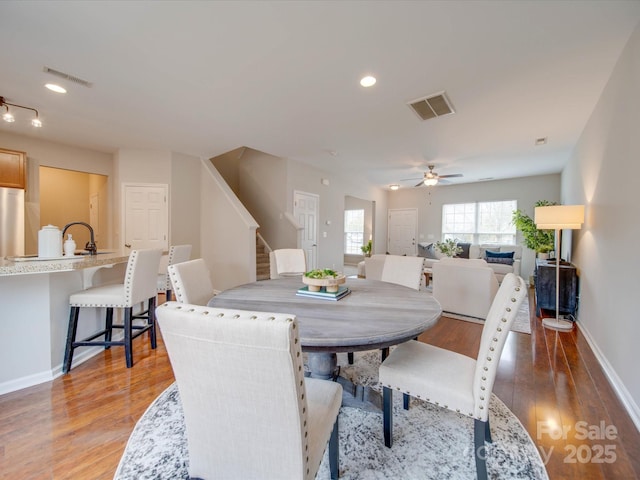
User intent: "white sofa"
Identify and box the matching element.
[432,257,499,319]
[420,243,522,282]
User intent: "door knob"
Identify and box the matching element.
[125,243,131,248]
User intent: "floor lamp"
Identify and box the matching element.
[534,205,585,331]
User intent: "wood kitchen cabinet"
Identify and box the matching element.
[0,148,26,189]
[534,258,578,317]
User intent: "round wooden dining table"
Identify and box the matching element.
[207,276,442,382]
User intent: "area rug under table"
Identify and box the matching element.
[115,353,548,480]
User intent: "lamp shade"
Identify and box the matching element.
[535,205,585,230]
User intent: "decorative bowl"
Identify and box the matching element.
[302,274,346,293]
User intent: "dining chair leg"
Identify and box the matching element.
[165,289,172,301]
[485,418,492,443]
[474,419,489,480]
[403,393,410,410]
[347,352,354,364]
[124,307,133,368]
[148,296,157,349]
[381,347,389,361]
[383,386,393,448]
[104,307,114,348]
[63,306,80,374]
[329,418,339,480]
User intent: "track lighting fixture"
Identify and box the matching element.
[0,96,42,127]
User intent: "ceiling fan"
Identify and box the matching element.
[403,164,463,187]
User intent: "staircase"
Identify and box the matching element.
[256,235,271,280]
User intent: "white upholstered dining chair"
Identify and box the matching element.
[379,273,527,480]
[380,255,425,291]
[348,254,425,364]
[270,248,307,278]
[157,244,192,300]
[157,302,342,480]
[63,248,162,373]
[167,258,215,306]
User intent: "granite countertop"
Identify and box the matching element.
[0,252,129,276]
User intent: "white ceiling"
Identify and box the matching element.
[1,1,639,189]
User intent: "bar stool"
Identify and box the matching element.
[157,244,192,300]
[63,248,162,373]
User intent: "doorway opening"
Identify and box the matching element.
[34,166,108,254]
[344,196,375,266]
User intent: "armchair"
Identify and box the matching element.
[432,258,499,319]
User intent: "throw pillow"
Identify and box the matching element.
[485,250,514,266]
[455,242,471,259]
[486,256,514,266]
[417,242,440,259]
[485,250,515,259]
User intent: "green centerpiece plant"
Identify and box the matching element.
[304,268,339,279]
[435,238,463,257]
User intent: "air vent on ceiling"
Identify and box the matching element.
[408,91,455,121]
[43,66,93,88]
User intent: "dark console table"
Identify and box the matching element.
[534,259,578,317]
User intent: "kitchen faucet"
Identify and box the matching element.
[62,222,97,255]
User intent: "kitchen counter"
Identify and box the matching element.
[0,252,130,395]
[0,252,128,276]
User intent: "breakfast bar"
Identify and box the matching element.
[0,253,129,394]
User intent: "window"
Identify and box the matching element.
[442,200,517,245]
[344,209,365,254]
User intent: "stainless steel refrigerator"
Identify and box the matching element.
[0,186,25,257]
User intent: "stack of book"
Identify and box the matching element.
[296,285,351,301]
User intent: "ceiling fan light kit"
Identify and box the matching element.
[404,164,463,187]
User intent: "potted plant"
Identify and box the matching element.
[512,200,556,257]
[435,238,463,258]
[361,239,372,257]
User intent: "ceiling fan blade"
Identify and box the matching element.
[414,181,425,187]
[438,173,463,178]
[400,177,423,181]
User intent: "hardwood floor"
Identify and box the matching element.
[1,288,638,479]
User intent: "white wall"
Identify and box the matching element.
[387,174,561,279]
[201,160,257,290]
[114,149,201,255]
[562,21,640,427]
[285,158,388,271]
[170,152,202,257]
[236,149,292,249]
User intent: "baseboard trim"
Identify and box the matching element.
[0,333,125,396]
[577,321,640,432]
[0,370,54,396]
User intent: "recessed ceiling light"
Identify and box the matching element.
[360,76,376,87]
[389,184,399,191]
[45,83,67,94]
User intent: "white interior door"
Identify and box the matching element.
[293,191,318,270]
[388,208,418,255]
[123,184,168,252]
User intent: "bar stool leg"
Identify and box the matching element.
[124,307,133,368]
[104,307,114,349]
[63,307,80,373]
